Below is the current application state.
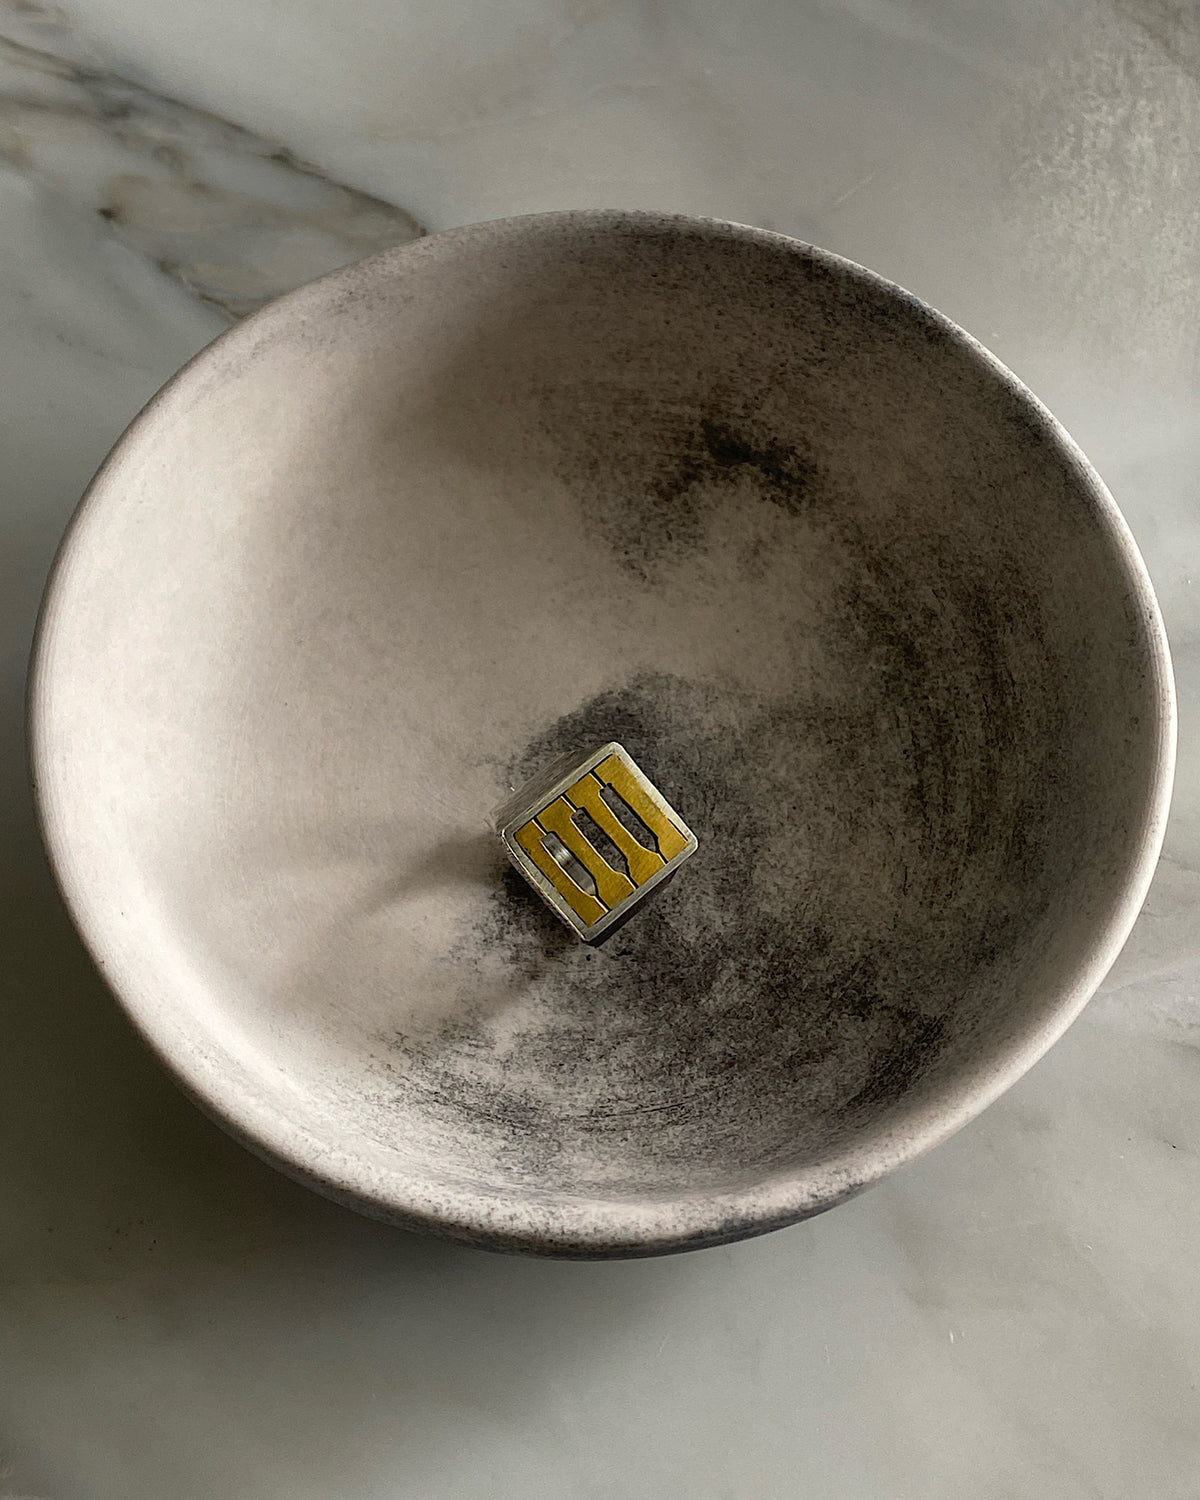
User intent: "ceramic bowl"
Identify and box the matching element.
[30,211,1175,1256]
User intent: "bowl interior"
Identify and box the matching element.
[33,213,1171,1252]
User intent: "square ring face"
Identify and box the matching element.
[496,742,698,944]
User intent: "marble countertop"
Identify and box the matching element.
[2,1,1199,1494]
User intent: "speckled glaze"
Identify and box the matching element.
[29,211,1175,1257]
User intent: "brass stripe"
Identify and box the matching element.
[566,772,665,886]
[536,796,636,910]
[514,817,607,926]
[593,752,689,861]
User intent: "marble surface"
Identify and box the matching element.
[2,0,1199,1494]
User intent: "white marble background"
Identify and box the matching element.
[2,0,1200,1495]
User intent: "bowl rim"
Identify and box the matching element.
[27,208,1178,1257]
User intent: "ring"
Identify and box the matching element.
[496,742,698,944]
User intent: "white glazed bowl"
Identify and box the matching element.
[30,212,1175,1256]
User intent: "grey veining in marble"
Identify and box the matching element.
[2,0,1200,1495]
[0,0,422,317]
